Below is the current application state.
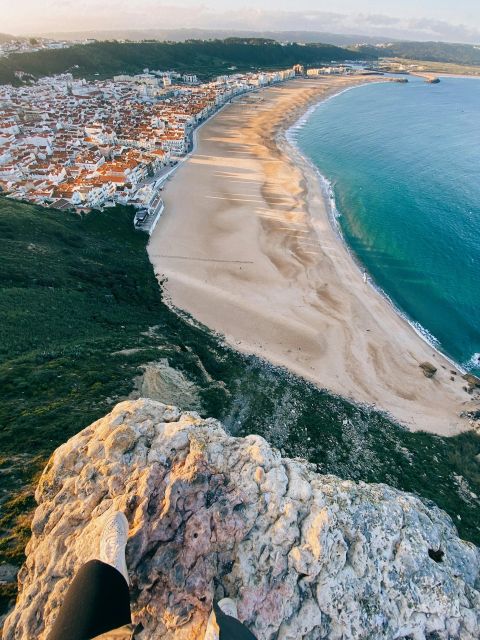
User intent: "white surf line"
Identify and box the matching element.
[284,81,468,375]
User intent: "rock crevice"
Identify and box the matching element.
[4,399,480,639]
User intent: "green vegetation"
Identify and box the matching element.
[355,41,480,67]
[0,197,479,616]
[0,38,374,84]
[4,36,480,86]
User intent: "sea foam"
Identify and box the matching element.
[285,84,472,375]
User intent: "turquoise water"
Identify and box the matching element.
[293,77,480,374]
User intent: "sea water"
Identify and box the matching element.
[293,76,480,375]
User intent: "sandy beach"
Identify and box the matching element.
[148,77,477,436]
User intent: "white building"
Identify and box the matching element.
[182,74,198,84]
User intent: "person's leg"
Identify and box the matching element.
[204,599,257,640]
[46,559,131,640]
[47,511,131,640]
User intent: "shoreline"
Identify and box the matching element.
[284,94,468,377]
[148,77,478,436]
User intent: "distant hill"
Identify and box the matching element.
[354,40,480,66]
[0,38,375,84]
[41,28,392,47]
[0,33,16,43]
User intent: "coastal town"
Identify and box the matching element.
[0,36,74,58]
[0,66,297,230]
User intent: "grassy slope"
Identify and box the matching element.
[355,41,480,67]
[0,197,479,615]
[0,38,374,84]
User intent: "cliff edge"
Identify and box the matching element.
[4,399,480,639]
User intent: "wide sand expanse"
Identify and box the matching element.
[148,77,477,435]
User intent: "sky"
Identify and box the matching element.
[4,0,480,43]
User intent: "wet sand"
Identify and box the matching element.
[148,77,477,435]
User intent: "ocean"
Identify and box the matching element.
[293,76,480,375]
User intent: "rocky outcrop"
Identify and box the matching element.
[4,399,480,639]
[419,362,437,378]
[463,373,480,392]
[130,359,202,411]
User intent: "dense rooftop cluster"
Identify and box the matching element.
[0,67,294,213]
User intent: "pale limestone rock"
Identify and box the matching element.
[130,359,202,411]
[4,399,480,640]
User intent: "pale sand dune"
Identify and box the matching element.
[148,78,477,435]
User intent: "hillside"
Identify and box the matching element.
[0,38,375,84]
[355,40,480,66]
[0,197,479,618]
[40,28,392,46]
[0,34,16,44]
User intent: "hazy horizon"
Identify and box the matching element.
[4,1,480,45]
